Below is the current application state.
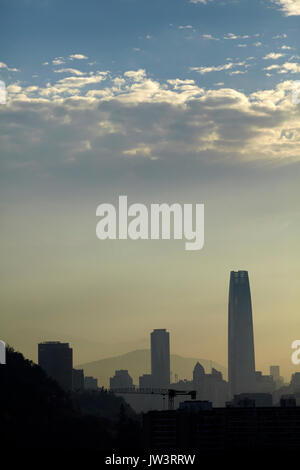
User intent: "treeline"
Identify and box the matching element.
[0,347,141,449]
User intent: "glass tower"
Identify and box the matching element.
[151,329,170,388]
[228,271,256,396]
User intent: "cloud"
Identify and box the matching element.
[0,61,19,72]
[2,69,300,182]
[52,58,65,66]
[201,34,219,40]
[124,69,147,82]
[123,145,153,159]
[264,64,281,71]
[264,62,300,73]
[224,33,249,41]
[273,33,288,38]
[69,54,88,60]
[263,52,285,59]
[54,68,86,76]
[271,0,300,16]
[229,70,246,75]
[278,62,300,73]
[190,61,245,74]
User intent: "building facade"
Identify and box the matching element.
[151,329,170,389]
[72,368,84,392]
[228,271,256,396]
[110,370,134,389]
[38,341,73,391]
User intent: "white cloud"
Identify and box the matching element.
[124,69,147,82]
[264,64,281,71]
[230,70,246,75]
[273,33,288,38]
[271,0,300,16]
[54,68,86,76]
[123,145,153,158]
[224,33,239,40]
[69,54,88,60]
[263,52,285,59]
[278,62,300,73]
[52,57,65,66]
[190,61,245,74]
[264,62,300,73]
[2,70,300,171]
[224,33,250,41]
[201,34,219,40]
[0,61,19,72]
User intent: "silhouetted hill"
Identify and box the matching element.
[0,347,141,449]
[79,349,227,387]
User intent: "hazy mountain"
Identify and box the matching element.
[78,349,227,388]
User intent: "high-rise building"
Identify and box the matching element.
[228,271,256,397]
[110,370,134,389]
[270,365,284,389]
[84,376,98,390]
[72,368,84,392]
[139,374,153,388]
[151,329,170,388]
[270,365,280,382]
[38,341,73,391]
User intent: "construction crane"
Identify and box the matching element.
[111,387,197,410]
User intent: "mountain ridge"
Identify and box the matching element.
[78,349,227,388]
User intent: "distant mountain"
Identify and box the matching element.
[78,349,227,388]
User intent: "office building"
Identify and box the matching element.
[151,329,170,388]
[84,376,98,390]
[72,368,84,392]
[228,271,256,396]
[139,374,153,388]
[144,404,300,451]
[110,370,134,390]
[38,341,73,391]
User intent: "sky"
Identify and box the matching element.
[0,0,300,381]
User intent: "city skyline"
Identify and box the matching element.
[1,0,300,381]
[35,312,300,414]
[4,270,297,384]
[36,270,291,399]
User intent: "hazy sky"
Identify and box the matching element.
[0,0,300,381]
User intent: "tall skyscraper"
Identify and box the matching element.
[270,365,280,382]
[228,271,256,397]
[38,341,73,391]
[151,329,170,388]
